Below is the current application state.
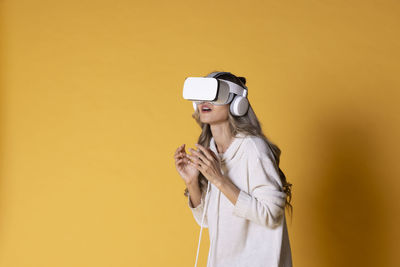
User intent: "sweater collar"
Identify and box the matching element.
[209,132,246,163]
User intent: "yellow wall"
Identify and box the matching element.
[1,0,399,266]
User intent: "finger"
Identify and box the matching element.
[174,152,185,160]
[175,144,183,153]
[174,148,181,158]
[187,153,203,167]
[194,144,215,162]
[180,144,185,152]
[176,146,189,157]
[174,152,181,160]
[176,158,186,165]
[175,144,185,155]
[188,148,210,166]
[189,160,199,170]
[189,158,204,171]
[176,156,191,167]
[208,149,220,162]
[206,146,221,164]
[179,145,187,155]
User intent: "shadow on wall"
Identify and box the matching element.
[311,115,390,267]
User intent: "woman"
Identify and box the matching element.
[174,71,293,267]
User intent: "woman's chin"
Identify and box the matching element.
[200,114,227,124]
[200,119,223,125]
[200,118,213,124]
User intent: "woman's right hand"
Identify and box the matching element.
[174,144,199,184]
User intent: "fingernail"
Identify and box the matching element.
[195,144,198,146]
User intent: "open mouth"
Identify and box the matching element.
[201,106,212,112]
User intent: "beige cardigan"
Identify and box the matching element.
[188,133,292,267]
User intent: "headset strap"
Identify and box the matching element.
[219,79,248,97]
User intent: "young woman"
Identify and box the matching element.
[174,71,293,267]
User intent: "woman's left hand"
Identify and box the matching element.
[187,143,225,185]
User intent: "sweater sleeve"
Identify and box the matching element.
[188,190,209,228]
[232,151,287,228]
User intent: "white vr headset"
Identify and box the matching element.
[182,71,250,116]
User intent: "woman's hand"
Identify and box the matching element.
[187,143,225,185]
[174,144,199,184]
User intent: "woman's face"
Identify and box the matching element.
[197,102,230,124]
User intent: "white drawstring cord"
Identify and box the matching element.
[194,180,211,267]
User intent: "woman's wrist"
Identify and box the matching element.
[186,177,199,187]
[213,174,227,189]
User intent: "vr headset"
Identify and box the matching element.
[182,71,249,116]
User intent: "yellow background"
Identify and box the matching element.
[1,0,399,266]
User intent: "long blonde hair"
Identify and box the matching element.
[183,71,293,219]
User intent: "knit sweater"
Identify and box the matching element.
[188,133,293,267]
